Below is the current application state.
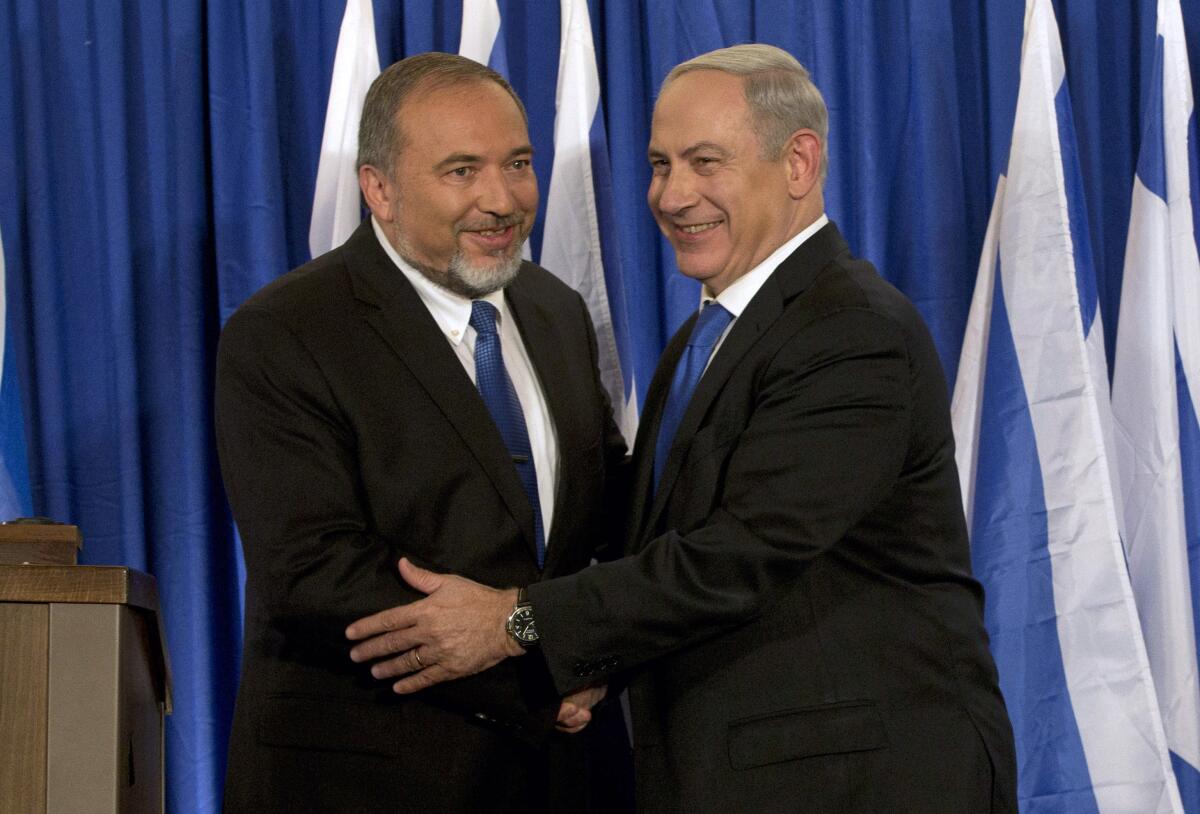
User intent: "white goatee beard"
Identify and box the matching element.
[395,230,525,299]
[443,243,524,298]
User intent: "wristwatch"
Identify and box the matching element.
[505,587,539,647]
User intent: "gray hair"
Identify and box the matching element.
[665,44,828,181]
[356,52,527,176]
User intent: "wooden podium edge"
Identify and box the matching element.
[0,565,174,714]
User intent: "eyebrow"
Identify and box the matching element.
[434,145,534,171]
[647,141,730,161]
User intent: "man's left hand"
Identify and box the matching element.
[346,558,524,693]
[556,685,607,734]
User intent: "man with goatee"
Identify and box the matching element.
[216,52,630,814]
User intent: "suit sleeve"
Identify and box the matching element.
[216,304,406,650]
[528,307,913,693]
[216,304,557,738]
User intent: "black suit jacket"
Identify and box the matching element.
[530,223,1017,813]
[215,221,628,813]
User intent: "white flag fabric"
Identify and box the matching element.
[540,0,637,442]
[308,0,380,258]
[951,1,1183,811]
[1112,0,1200,809]
[458,0,502,68]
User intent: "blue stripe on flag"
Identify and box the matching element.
[1054,85,1098,337]
[0,327,30,519]
[1137,36,1169,201]
[487,15,509,78]
[0,223,30,519]
[1177,343,1200,700]
[1174,749,1200,814]
[971,263,1099,814]
[483,0,559,264]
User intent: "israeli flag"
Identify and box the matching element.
[462,0,636,439]
[459,0,508,77]
[1111,0,1200,809]
[540,0,638,441]
[951,1,1182,811]
[0,226,29,519]
[308,0,380,258]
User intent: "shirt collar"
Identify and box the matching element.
[701,213,830,316]
[372,217,507,345]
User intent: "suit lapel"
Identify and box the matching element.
[637,222,850,545]
[343,223,539,560]
[640,287,783,540]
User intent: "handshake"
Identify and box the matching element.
[346,557,606,734]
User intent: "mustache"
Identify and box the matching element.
[456,215,525,233]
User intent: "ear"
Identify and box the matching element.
[359,164,398,222]
[784,129,822,200]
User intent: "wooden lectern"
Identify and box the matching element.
[0,524,172,813]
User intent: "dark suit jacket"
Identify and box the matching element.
[215,221,629,813]
[529,223,1017,813]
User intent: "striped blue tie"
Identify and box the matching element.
[654,302,734,490]
[470,301,545,568]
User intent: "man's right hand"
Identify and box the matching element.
[346,558,524,693]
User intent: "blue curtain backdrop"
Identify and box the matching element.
[0,0,1188,810]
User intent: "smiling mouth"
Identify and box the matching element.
[674,221,721,234]
[459,218,527,247]
[472,226,512,237]
[461,215,524,236]
[459,221,525,256]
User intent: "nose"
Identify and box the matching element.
[650,167,697,216]
[475,166,519,217]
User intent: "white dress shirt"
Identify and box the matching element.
[372,218,559,546]
[701,214,830,372]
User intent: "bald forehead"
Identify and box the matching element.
[659,68,746,104]
[401,76,525,127]
[651,71,754,144]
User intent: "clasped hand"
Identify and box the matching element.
[345,558,521,691]
[345,558,606,732]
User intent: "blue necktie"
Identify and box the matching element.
[470,301,546,567]
[654,302,734,489]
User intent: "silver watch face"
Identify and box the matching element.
[508,604,538,645]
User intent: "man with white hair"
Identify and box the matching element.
[348,44,1017,813]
